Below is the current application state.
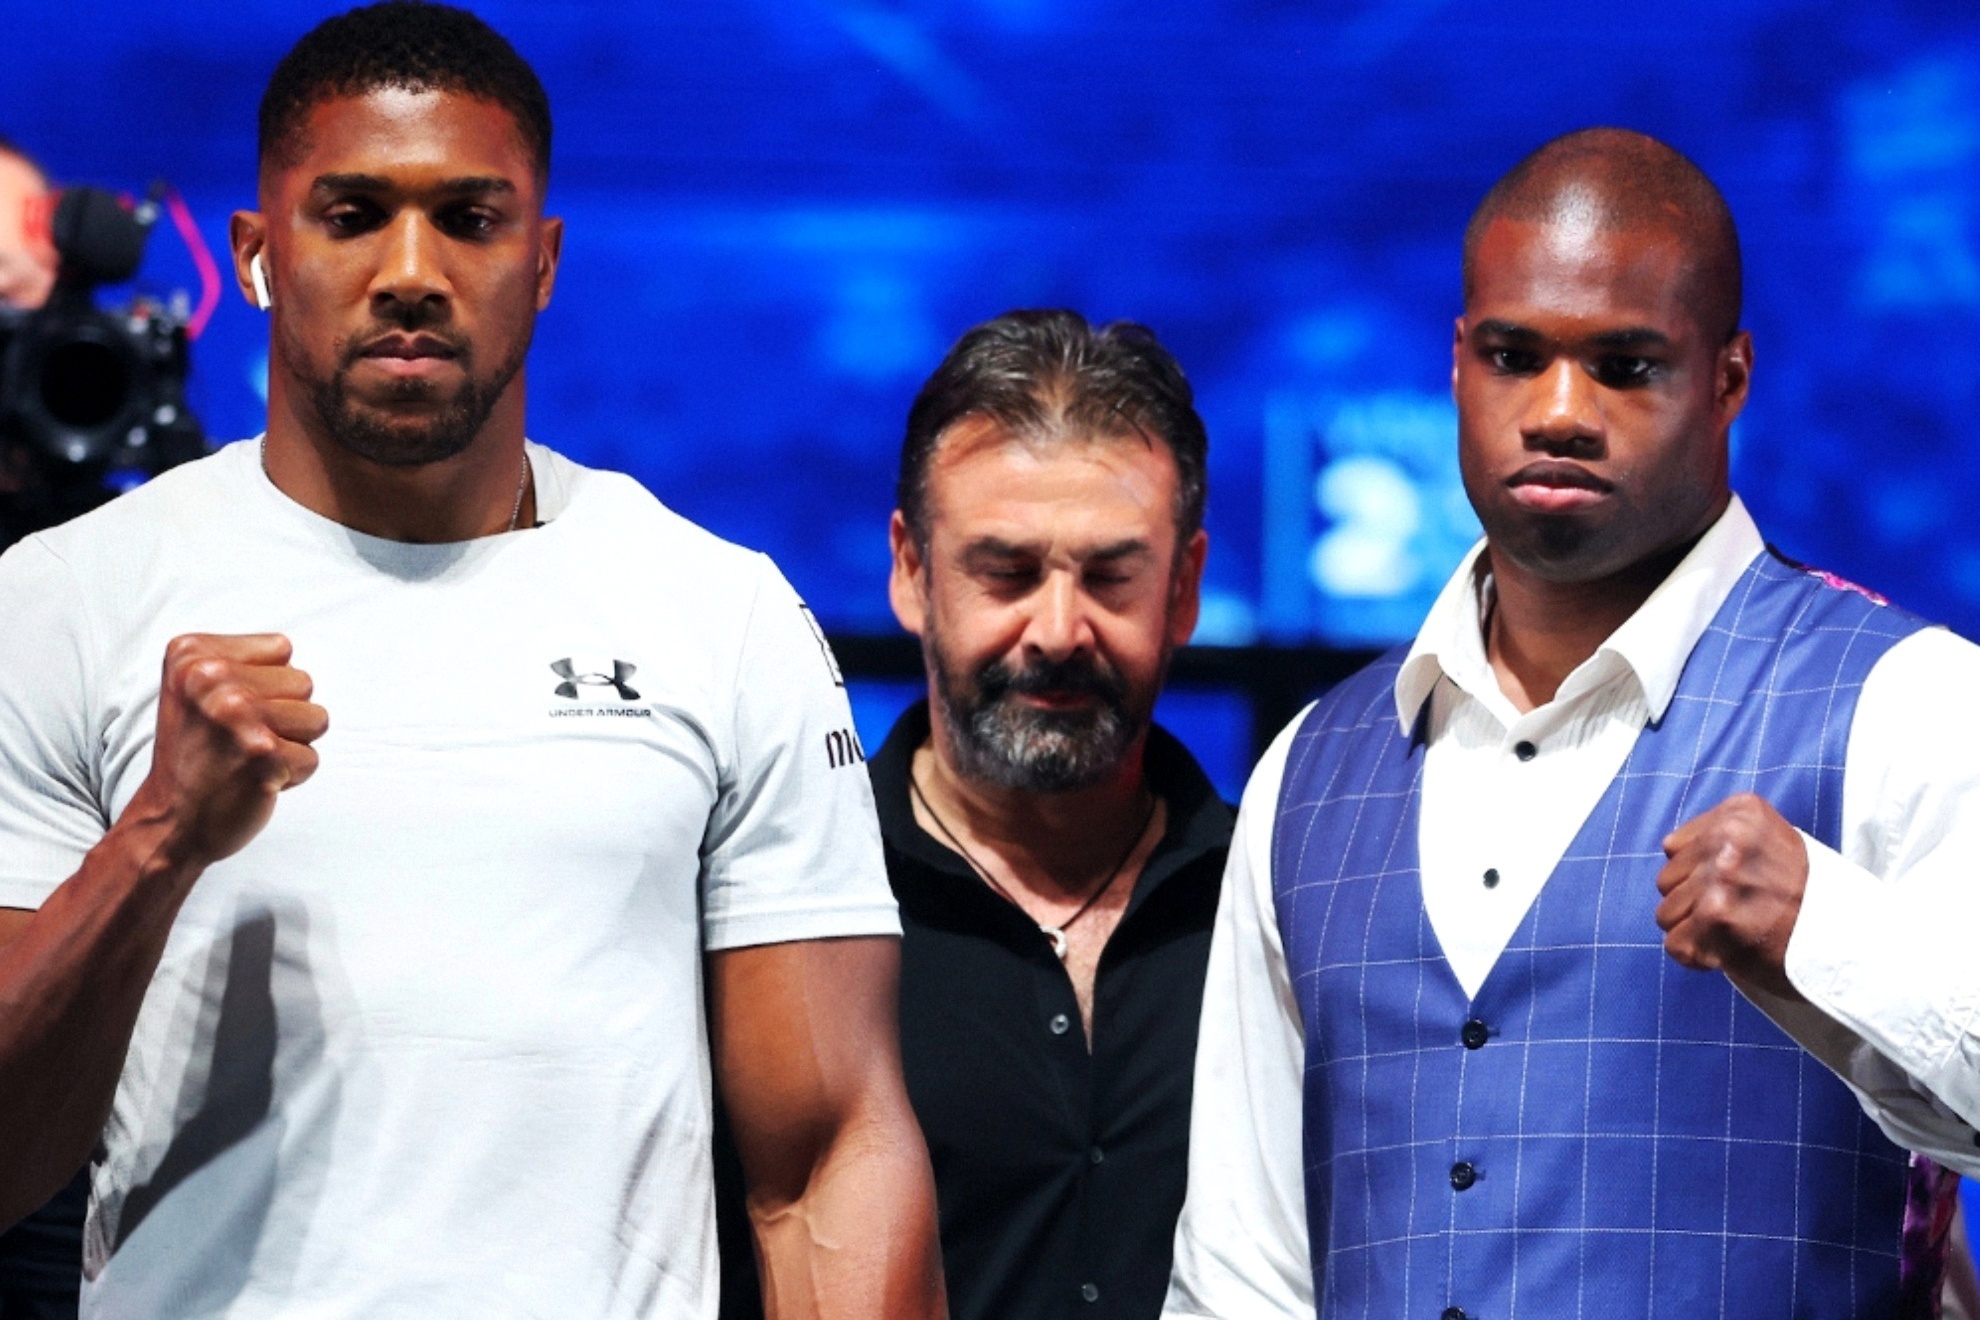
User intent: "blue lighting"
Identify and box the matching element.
[8,3,1978,643]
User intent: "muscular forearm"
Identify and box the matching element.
[0,632,322,1231]
[713,936,946,1320]
[751,1097,945,1320]
[0,810,203,1230]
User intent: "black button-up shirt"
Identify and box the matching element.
[880,702,1232,1320]
[714,701,1232,1320]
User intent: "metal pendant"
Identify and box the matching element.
[1043,925,1069,959]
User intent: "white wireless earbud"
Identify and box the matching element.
[250,252,273,311]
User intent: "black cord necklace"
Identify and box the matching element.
[909,771,1158,960]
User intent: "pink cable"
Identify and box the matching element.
[161,188,222,339]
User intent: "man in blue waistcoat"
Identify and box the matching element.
[1162,127,1980,1319]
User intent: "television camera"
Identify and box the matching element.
[0,185,207,550]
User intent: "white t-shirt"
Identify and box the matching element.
[0,439,899,1319]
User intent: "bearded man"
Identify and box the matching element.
[868,309,1233,1320]
[712,309,1238,1320]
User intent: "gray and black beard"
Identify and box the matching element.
[931,643,1146,794]
[283,317,530,469]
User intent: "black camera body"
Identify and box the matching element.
[0,186,206,548]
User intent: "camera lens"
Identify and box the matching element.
[40,337,131,431]
[4,309,149,464]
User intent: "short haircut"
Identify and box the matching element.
[1462,127,1742,343]
[259,1,552,183]
[898,309,1209,550]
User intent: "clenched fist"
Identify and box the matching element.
[125,633,330,871]
[1655,792,1808,1001]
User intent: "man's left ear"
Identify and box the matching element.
[535,215,564,311]
[1168,528,1209,648]
[228,210,269,312]
[1718,329,1754,423]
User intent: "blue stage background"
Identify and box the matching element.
[8,0,1980,795]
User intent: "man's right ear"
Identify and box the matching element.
[888,510,928,637]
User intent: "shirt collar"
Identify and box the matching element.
[1393,494,1765,733]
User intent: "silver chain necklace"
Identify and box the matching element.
[503,448,532,532]
[909,772,1157,960]
[259,437,533,533]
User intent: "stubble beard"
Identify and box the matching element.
[927,623,1160,795]
[1461,416,1727,588]
[1478,483,1719,589]
[1463,457,1638,586]
[1504,511,1619,581]
[281,318,531,468]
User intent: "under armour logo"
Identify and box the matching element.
[551,658,642,701]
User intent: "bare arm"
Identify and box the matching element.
[709,935,945,1320]
[0,634,326,1231]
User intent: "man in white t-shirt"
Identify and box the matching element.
[0,5,944,1317]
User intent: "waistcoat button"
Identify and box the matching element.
[1482,868,1500,888]
[1450,1161,1477,1191]
[1442,1309,1468,1320]
[1514,740,1537,761]
[1080,1282,1100,1302]
[1461,1019,1489,1050]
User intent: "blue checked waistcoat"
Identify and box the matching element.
[1271,549,1950,1319]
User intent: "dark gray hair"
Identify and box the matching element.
[897,309,1208,548]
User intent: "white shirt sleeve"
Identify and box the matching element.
[698,556,900,952]
[1774,625,1980,1169]
[1163,711,1313,1319]
[0,536,106,910]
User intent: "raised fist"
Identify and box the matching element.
[1654,792,1809,1001]
[126,633,330,870]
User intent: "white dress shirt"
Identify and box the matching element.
[1163,495,1980,1319]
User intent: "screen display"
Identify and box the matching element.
[11,1,1979,649]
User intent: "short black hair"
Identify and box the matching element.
[1462,127,1742,343]
[259,2,551,183]
[898,309,1209,549]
